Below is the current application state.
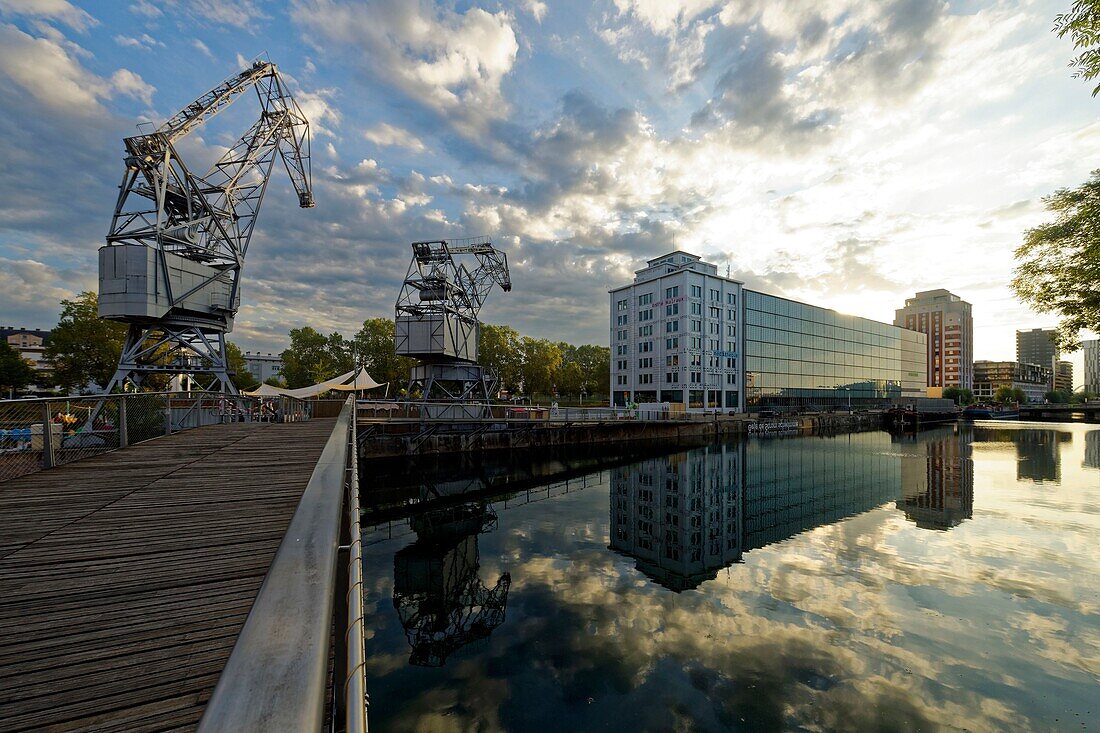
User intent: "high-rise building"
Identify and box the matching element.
[1055,360,1073,393]
[894,289,974,390]
[609,251,927,412]
[1083,339,1100,395]
[242,351,284,383]
[1016,328,1059,386]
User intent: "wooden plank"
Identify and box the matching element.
[0,418,336,733]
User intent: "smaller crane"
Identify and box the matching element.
[394,236,511,417]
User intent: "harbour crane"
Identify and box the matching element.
[394,236,511,417]
[98,58,314,394]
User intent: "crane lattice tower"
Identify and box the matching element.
[394,237,511,416]
[98,58,315,394]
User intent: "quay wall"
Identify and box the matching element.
[359,411,886,459]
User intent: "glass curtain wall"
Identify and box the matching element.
[744,290,926,410]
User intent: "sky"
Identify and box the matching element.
[0,0,1096,384]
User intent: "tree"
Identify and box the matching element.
[1055,1,1100,96]
[0,341,35,395]
[479,324,523,393]
[351,318,414,388]
[942,386,975,406]
[45,292,127,393]
[555,360,584,397]
[280,327,348,388]
[519,337,562,397]
[264,376,287,388]
[225,341,259,392]
[1012,172,1100,350]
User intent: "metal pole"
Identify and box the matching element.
[119,397,129,449]
[41,402,55,469]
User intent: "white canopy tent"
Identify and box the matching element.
[243,367,383,398]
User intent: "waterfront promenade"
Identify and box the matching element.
[0,419,335,732]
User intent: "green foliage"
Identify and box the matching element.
[519,337,562,396]
[942,386,975,406]
[264,376,287,388]
[1071,389,1097,403]
[44,291,127,394]
[0,341,35,394]
[1045,389,1072,404]
[479,324,523,392]
[994,385,1027,404]
[351,318,415,388]
[1055,1,1100,96]
[280,327,349,388]
[225,341,259,392]
[1012,171,1100,350]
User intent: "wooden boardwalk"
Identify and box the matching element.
[0,419,336,733]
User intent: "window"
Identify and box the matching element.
[666,303,679,316]
[665,372,678,384]
[617,314,629,325]
[666,354,679,367]
[709,306,721,319]
[639,357,653,369]
[727,308,736,320]
[639,341,653,353]
[726,341,735,351]
[639,373,653,384]
[617,375,627,385]
[710,288,720,301]
[666,321,679,333]
[639,309,652,322]
[691,302,702,315]
[617,299,628,311]
[691,337,702,349]
[666,337,679,349]
[616,345,627,355]
[665,286,679,298]
[726,373,737,385]
[691,285,702,298]
[638,325,653,337]
[727,292,736,305]
[617,329,627,340]
[691,320,702,332]
[638,293,653,306]
[691,371,702,383]
[690,354,701,367]
[709,322,720,334]
[727,324,736,336]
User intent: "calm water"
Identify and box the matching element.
[360,424,1100,732]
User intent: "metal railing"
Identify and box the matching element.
[355,400,727,424]
[0,392,311,483]
[197,396,367,733]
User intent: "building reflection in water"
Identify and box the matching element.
[896,426,974,530]
[971,426,1072,483]
[608,432,928,592]
[392,502,511,667]
[1083,430,1099,470]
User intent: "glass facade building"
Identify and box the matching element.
[744,289,926,409]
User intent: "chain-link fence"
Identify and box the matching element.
[0,392,312,483]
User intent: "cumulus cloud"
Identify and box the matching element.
[113,32,163,50]
[291,0,519,136]
[0,0,96,31]
[363,122,427,153]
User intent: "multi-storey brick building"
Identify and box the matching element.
[894,289,974,390]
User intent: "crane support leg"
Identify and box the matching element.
[104,322,237,395]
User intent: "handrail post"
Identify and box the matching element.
[41,402,55,469]
[119,397,129,448]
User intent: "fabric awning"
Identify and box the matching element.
[243,367,383,398]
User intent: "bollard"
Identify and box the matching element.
[119,397,129,449]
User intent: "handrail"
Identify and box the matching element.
[198,397,358,732]
[342,400,369,732]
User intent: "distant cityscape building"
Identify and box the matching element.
[973,360,1050,403]
[242,352,283,383]
[1055,360,1073,393]
[1016,328,1059,387]
[1,325,52,378]
[893,289,974,390]
[1085,339,1100,394]
[609,251,927,412]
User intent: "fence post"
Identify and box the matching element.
[119,397,129,449]
[164,398,173,436]
[41,402,56,469]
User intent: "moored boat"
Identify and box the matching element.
[962,403,1019,420]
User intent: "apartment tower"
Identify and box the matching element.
[894,290,974,390]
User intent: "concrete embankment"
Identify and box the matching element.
[359,411,887,459]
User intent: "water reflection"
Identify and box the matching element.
[360,424,1100,732]
[896,427,974,530]
[392,502,511,666]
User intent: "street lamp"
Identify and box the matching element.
[818,384,851,414]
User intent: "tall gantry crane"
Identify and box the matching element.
[394,236,511,417]
[98,58,314,394]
